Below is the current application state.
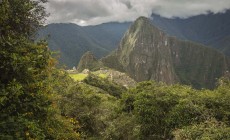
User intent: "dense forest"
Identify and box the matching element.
[1,0,230,140]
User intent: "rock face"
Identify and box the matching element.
[77,51,103,72]
[102,17,230,89]
[117,17,177,84]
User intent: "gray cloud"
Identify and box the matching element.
[45,0,230,25]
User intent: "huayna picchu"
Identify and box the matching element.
[100,17,230,89]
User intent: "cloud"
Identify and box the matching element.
[45,0,230,26]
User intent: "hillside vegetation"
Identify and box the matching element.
[60,75,230,139]
[1,0,230,139]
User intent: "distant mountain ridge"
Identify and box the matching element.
[101,17,230,89]
[38,11,230,68]
[37,22,130,68]
[151,10,230,56]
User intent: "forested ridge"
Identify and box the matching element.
[1,0,230,140]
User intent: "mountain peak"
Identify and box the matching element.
[128,16,163,38]
[135,16,150,23]
[131,16,151,29]
[116,17,178,84]
[77,51,103,72]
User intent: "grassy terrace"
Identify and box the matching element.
[69,72,108,81]
[69,73,88,81]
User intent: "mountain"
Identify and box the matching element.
[151,10,230,56]
[102,17,230,89]
[37,22,130,68]
[83,22,131,51]
[38,11,230,69]
[77,51,103,72]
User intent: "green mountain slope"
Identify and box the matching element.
[38,23,109,68]
[102,17,230,89]
[77,51,103,72]
[37,23,130,68]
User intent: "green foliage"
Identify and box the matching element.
[97,73,108,78]
[83,74,127,98]
[103,113,139,140]
[0,0,80,139]
[0,37,52,139]
[58,76,230,139]
[43,69,81,139]
[118,80,230,139]
[59,82,119,138]
[173,119,230,140]
[0,0,47,38]
[129,82,180,139]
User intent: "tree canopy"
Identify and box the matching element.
[0,0,80,139]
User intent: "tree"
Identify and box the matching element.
[0,0,48,38]
[0,0,80,139]
[173,119,230,140]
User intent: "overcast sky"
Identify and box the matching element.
[45,0,230,26]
